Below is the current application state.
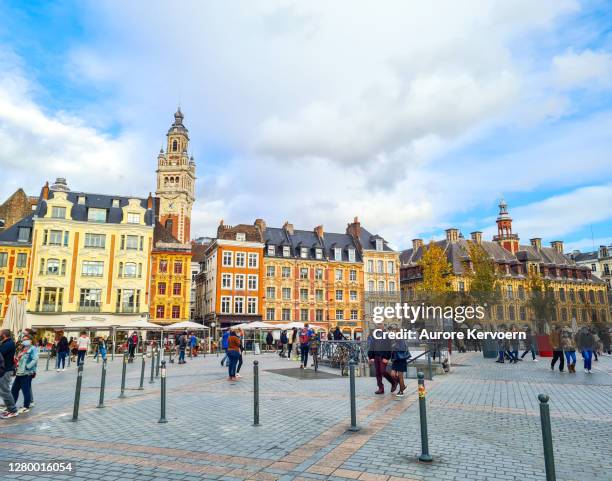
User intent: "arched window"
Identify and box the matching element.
[165,219,173,232]
[172,139,178,152]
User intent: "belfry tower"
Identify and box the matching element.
[493,198,520,254]
[155,108,196,243]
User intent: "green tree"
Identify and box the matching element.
[417,241,453,307]
[527,270,556,333]
[465,242,500,319]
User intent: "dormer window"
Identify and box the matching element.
[112,199,120,208]
[51,206,66,219]
[283,246,290,257]
[17,227,31,242]
[300,247,308,258]
[348,248,356,262]
[78,195,86,205]
[87,208,106,223]
[236,232,246,242]
[267,245,275,256]
[375,239,383,251]
[127,213,140,224]
[334,247,342,261]
[315,248,322,259]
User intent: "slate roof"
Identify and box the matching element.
[570,251,598,262]
[0,215,34,246]
[217,223,263,242]
[191,242,210,263]
[37,190,154,226]
[264,227,361,262]
[355,227,394,252]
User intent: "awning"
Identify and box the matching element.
[163,321,210,331]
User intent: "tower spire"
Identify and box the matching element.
[493,197,519,254]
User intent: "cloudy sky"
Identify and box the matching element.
[0,0,611,252]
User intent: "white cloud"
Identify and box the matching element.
[553,49,612,90]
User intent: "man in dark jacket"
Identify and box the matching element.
[367,327,396,395]
[550,327,565,372]
[0,329,18,417]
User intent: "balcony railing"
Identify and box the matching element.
[79,305,101,313]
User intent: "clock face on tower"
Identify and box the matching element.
[168,202,174,209]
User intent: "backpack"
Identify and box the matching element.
[299,329,310,345]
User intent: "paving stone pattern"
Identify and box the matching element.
[0,350,610,481]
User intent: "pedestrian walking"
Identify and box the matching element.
[178,332,187,364]
[127,331,138,362]
[56,335,69,370]
[495,338,505,363]
[333,326,345,341]
[507,327,520,363]
[577,327,595,373]
[69,337,77,362]
[550,327,565,372]
[220,330,230,366]
[94,336,108,362]
[10,333,38,414]
[226,329,241,381]
[235,329,245,378]
[0,329,18,418]
[390,328,410,398]
[288,327,297,359]
[76,332,90,366]
[592,331,601,362]
[562,331,576,373]
[520,328,537,361]
[299,323,314,369]
[367,325,396,395]
[266,331,274,352]
[279,330,288,358]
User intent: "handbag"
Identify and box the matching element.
[394,350,411,361]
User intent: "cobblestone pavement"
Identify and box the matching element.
[0,350,610,481]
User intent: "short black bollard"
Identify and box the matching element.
[119,352,128,398]
[538,394,556,481]
[138,352,146,390]
[417,372,432,462]
[349,359,360,432]
[158,361,167,423]
[155,347,161,378]
[45,352,50,371]
[253,360,260,426]
[149,348,156,384]
[71,363,84,421]
[97,360,107,408]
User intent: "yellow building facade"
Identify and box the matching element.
[150,248,192,324]
[27,179,154,319]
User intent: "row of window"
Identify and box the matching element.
[220,296,258,314]
[155,305,182,319]
[591,263,611,276]
[265,266,359,281]
[221,273,258,290]
[265,308,359,322]
[264,286,359,302]
[49,206,142,224]
[32,287,141,313]
[0,252,27,269]
[0,277,25,293]
[41,230,146,251]
[222,251,259,268]
[38,258,143,278]
[366,259,395,274]
[157,282,183,296]
[492,304,608,323]
[367,280,397,292]
[266,245,356,262]
[158,259,183,274]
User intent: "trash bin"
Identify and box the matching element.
[482,339,498,358]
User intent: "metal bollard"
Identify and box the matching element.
[138,352,146,390]
[155,347,161,378]
[71,364,84,421]
[538,394,556,481]
[417,372,432,462]
[149,348,156,383]
[158,361,167,423]
[348,359,360,431]
[97,360,107,408]
[46,352,50,371]
[119,352,128,398]
[253,360,260,426]
[111,342,114,361]
[427,351,433,380]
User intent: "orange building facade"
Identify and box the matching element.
[0,216,33,319]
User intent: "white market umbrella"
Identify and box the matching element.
[163,320,209,331]
[233,321,276,330]
[1,295,18,335]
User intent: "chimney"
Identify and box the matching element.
[550,241,564,254]
[147,192,153,209]
[530,238,542,250]
[470,231,482,245]
[314,225,324,239]
[41,181,49,200]
[412,239,423,251]
[254,218,266,235]
[445,228,459,242]
[282,221,294,235]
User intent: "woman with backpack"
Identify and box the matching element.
[11,333,38,413]
[390,327,410,398]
